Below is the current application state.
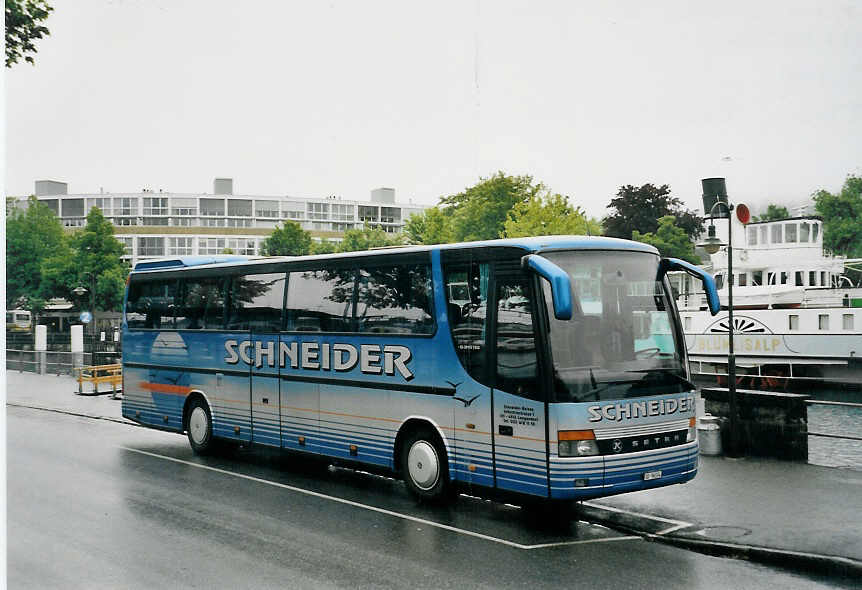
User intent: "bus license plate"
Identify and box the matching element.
[643,470,662,481]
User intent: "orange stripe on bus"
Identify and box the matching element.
[139,382,192,395]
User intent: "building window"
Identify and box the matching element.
[200,198,225,216]
[738,273,747,287]
[760,225,768,245]
[137,237,165,257]
[748,226,757,245]
[331,203,353,221]
[255,200,279,218]
[795,271,804,286]
[227,218,253,227]
[226,238,256,255]
[282,209,304,220]
[142,217,169,226]
[114,217,138,226]
[113,197,138,216]
[780,272,788,285]
[771,224,783,244]
[818,314,829,330]
[821,271,827,286]
[41,199,59,215]
[87,197,112,216]
[684,316,692,331]
[809,271,817,286]
[143,197,168,216]
[785,223,797,243]
[767,272,776,285]
[171,206,197,216]
[202,218,225,227]
[198,237,226,255]
[380,207,401,224]
[307,202,329,221]
[789,315,799,331]
[358,205,378,223]
[843,314,854,330]
[119,237,134,257]
[800,222,810,242]
[227,199,253,217]
[168,237,194,255]
[172,217,195,226]
[752,271,763,286]
[812,223,819,242]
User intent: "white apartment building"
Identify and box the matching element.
[25,178,429,265]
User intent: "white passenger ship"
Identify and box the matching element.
[673,215,862,390]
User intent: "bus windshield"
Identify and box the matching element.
[541,250,689,402]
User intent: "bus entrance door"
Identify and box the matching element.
[250,333,281,447]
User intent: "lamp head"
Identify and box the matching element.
[698,224,725,255]
[72,286,88,297]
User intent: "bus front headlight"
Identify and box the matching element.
[558,430,599,457]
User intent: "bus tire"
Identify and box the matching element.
[400,427,451,503]
[186,397,215,455]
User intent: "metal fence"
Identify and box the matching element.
[6,331,122,376]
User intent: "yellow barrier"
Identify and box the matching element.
[76,364,123,397]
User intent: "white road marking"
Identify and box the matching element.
[582,501,693,535]
[120,446,641,550]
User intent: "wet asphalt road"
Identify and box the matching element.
[6,406,850,589]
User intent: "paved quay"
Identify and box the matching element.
[5,370,861,578]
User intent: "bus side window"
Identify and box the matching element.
[494,276,539,399]
[228,273,286,332]
[356,263,434,334]
[177,276,226,330]
[444,262,490,385]
[126,279,178,330]
[286,268,356,333]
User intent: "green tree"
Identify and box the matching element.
[814,175,862,257]
[5,0,53,67]
[40,207,128,310]
[503,193,602,237]
[440,172,543,242]
[337,227,403,253]
[5,195,67,309]
[753,204,789,222]
[310,240,337,255]
[603,183,703,241]
[632,216,700,264]
[260,220,312,256]
[404,207,453,245]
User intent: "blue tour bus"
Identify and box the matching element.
[122,236,718,503]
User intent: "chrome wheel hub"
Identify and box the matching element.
[407,440,439,490]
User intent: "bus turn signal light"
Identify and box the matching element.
[558,430,595,441]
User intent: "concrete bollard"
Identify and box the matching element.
[35,325,47,375]
[71,325,84,371]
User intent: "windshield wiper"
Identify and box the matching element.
[628,368,696,391]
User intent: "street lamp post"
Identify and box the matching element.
[698,178,740,457]
[72,272,97,364]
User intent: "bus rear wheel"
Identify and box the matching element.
[186,397,215,455]
[400,428,452,502]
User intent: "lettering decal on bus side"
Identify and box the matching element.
[586,395,696,422]
[224,340,414,381]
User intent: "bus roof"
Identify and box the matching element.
[130,236,658,274]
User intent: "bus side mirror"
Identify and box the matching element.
[521,255,573,320]
[658,258,720,316]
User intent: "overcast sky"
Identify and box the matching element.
[6,0,861,218]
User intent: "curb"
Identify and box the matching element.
[578,503,862,581]
[6,402,137,427]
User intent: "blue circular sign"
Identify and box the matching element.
[80,311,93,324]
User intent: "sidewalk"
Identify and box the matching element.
[5,370,862,577]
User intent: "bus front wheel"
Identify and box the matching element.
[186,397,215,455]
[400,428,452,502]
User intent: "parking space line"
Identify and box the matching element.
[120,446,642,550]
[582,501,693,535]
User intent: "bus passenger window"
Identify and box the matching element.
[356,263,434,334]
[126,279,178,330]
[444,262,489,385]
[286,268,356,333]
[495,278,538,398]
[228,273,286,332]
[177,277,226,330]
